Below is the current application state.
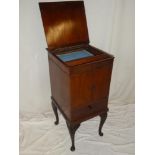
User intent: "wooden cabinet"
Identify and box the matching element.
[39,1,114,151]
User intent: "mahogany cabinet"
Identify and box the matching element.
[39,1,114,151]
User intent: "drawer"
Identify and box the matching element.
[71,99,108,121]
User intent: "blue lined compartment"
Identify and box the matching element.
[56,50,93,62]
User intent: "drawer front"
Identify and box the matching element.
[71,98,108,121]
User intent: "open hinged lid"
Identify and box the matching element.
[39,1,89,50]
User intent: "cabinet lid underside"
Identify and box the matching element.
[39,1,89,50]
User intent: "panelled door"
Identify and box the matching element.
[70,67,93,108]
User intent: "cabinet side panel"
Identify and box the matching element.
[48,56,70,119]
[92,59,114,102]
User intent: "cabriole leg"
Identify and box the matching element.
[51,99,59,125]
[66,121,80,151]
[99,113,107,136]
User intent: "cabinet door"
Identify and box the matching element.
[92,61,113,102]
[70,67,93,108]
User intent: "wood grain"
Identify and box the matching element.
[39,1,89,49]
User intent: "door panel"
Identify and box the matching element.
[70,67,93,108]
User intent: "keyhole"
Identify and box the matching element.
[91,85,95,91]
[88,105,92,109]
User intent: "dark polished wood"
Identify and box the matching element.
[39,1,89,49]
[39,1,114,151]
[51,97,59,125]
[99,113,107,136]
[48,47,113,124]
[66,121,80,151]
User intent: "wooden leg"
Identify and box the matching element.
[99,113,107,136]
[66,121,80,151]
[51,100,59,125]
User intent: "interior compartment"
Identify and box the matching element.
[56,50,93,62]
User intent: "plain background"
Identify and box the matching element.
[20,0,134,114]
[1,0,155,154]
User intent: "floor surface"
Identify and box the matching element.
[20,103,135,155]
